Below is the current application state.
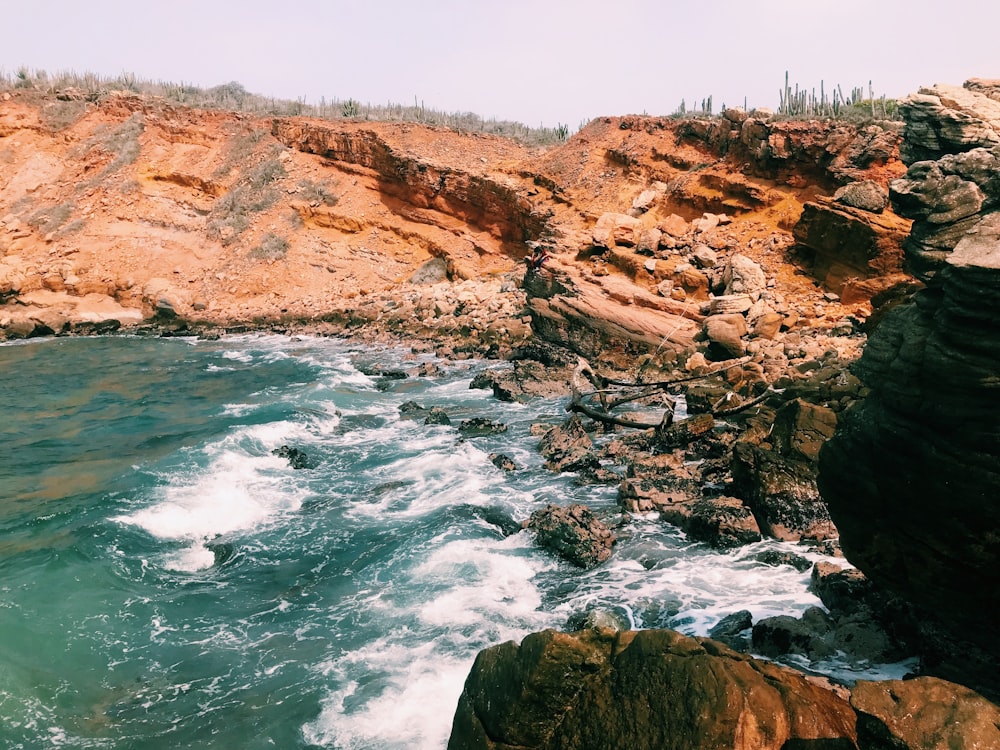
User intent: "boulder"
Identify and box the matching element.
[592,212,641,248]
[458,417,507,437]
[834,179,889,213]
[724,254,767,299]
[657,495,762,548]
[409,256,450,284]
[537,415,599,473]
[448,628,859,750]
[526,503,615,568]
[851,677,1000,750]
[731,441,837,541]
[703,313,747,358]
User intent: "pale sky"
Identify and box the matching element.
[2,0,997,129]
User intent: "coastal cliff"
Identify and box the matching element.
[818,81,1000,696]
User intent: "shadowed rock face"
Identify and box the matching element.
[818,80,1000,695]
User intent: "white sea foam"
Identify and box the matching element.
[303,535,555,750]
[114,425,309,571]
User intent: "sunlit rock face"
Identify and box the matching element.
[818,80,1000,695]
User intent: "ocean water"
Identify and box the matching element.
[0,334,895,749]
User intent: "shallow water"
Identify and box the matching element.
[0,335,903,749]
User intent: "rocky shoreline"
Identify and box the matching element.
[3,79,999,748]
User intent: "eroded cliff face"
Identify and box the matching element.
[818,81,1000,695]
[1,89,908,360]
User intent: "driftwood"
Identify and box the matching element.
[567,356,774,439]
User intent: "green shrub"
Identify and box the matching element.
[297,178,339,206]
[248,232,289,259]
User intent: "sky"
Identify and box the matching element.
[2,0,998,129]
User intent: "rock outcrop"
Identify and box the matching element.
[448,628,859,750]
[818,79,1000,698]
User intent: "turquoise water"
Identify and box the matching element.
[0,335,850,749]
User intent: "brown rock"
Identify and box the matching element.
[704,313,748,358]
[851,678,1000,750]
[537,415,598,473]
[526,503,615,568]
[658,213,689,237]
[448,628,859,750]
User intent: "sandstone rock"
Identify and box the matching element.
[635,227,661,254]
[771,398,837,462]
[673,265,709,300]
[897,84,1000,164]
[834,180,888,213]
[708,293,752,315]
[658,213,689,237]
[703,313,747,358]
[592,212,641,248]
[631,189,659,213]
[448,628,859,750]
[724,253,767,299]
[526,503,615,568]
[792,197,910,294]
[819,88,1000,697]
[752,312,784,339]
[691,244,718,268]
[409,256,449,284]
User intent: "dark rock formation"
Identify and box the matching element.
[423,406,451,425]
[731,398,839,541]
[458,417,507,437]
[525,503,615,569]
[448,628,859,750]
[819,79,1000,698]
[271,445,310,469]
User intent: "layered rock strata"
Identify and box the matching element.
[818,81,1000,695]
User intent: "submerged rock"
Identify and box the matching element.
[271,444,311,469]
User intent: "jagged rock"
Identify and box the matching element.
[631,189,659,213]
[526,503,615,568]
[820,88,1000,698]
[708,610,753,652]
[897,83,1000,164]
[271,445,310,469]
[834,179,888,213]
[423,407,451,425]
[753,550,812,572]
[771,398,837,462]
[890,146,1000,280]
[537,415,599,473]
[618,476,695,513]
[691,244,718,268]
[458,417,507,437]
[635,227,661,254]
[731,442,837,541]
[448,628,859,750]
[851,677,1000,750]
[489,453,517,471]
[398,400,427,418]
[657,495,762,548]
[724,254,767,299]
[792,197,910,296]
